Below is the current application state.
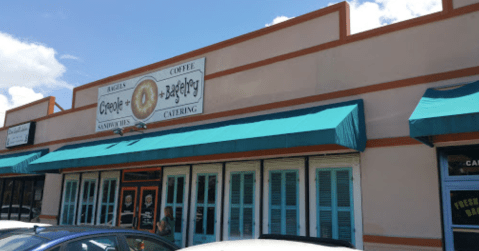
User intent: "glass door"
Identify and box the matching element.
[1,180,13,220]
[138,186,158,233]
[60,176,80,225]
[77,173,99,225]
[97,177,119,226]
[444,183,479,251]
[440,147,479,251]
[118,168,161,232]
[0,177,44,222]
[165,175,186,246]
[193,173,217,245]
[119,187,138,228]
[118,186,159,233]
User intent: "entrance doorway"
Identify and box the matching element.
[118,168,161,233]
[164,174,186,247]
[192,173,218,245]
[443,183,479,250]
[440,146,479,251]
[0,176,44,222]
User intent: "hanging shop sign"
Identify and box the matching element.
[6,122,36,148]
[96,57,205,132]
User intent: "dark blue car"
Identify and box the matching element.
[0,225,179,251]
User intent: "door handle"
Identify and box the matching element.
[133,216,138,228]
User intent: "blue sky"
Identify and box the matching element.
[0,0,442,126]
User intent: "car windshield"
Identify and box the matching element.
[0,233,46,251]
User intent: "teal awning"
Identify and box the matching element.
[409,80,479,146]
[0,149,49,174]
[29,99,366,172]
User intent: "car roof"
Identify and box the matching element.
[179,239,355,251]
[259,234,354,248]
[2,225,180,251]
[0,221,50,230]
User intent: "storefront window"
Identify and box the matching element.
[452,230,479,251]
[1,180,13,220]
[441,146,479,251]
[193,173,217,245]
[61,172,120,226]
[138,187,157,230]
[78,179,97,224]
[61,179,79,225]
[450,190,479,226]
[32,180,43,221]
[98,179,117,225]
[0,180,3,204]
[0,177,44,222]
[10,180,24,220]
[119,188,137,228]
[21,181,34,222]
[165,175,186,246]
[447,149,479,176]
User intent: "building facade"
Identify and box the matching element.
[0,0,478,250]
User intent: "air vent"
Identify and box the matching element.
[127,140,141,146]
[106,143,119,149]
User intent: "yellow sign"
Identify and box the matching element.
[454,197,479,217]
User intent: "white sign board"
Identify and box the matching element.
[6,122,35,148]
[96,58,205,132]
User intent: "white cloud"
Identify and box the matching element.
[267,0,441,33]
[0,87,44,127]
[60,54,80,60]
[346,0,442,34]
[0,31,73,90]
[265,16,294,27]
[0,31,73,127]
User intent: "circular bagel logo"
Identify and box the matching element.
[131,79,158,120]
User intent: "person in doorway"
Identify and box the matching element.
[157,206,175,243]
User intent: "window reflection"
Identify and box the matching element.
[0,178,44,222]
[447,149,479,176]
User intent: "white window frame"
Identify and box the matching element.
[223,161,261,240]
[161,165,190,248]
[309,154,363,250]
[60,173,80,225]
[188,163,223,246]
[96,171,120,226]
[263,158,306,236]
[77,172,99,225]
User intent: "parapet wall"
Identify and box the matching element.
[453,0,479,9]
[72,3,347,109]
[4,97,55,127]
